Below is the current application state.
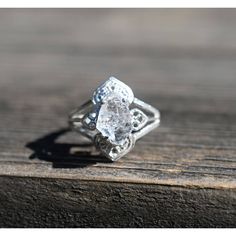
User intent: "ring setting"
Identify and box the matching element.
[69,77,160,161]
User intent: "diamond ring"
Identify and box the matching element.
[69,77,160,161]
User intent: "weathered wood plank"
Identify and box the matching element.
[0,176,236,228]
[0,9,235,227]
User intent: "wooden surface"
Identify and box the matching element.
[0,9,236,227]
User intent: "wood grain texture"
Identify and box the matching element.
[0,9,236,227]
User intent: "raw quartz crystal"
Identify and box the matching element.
[96,94,132,145]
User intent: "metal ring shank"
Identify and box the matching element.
[69,98,160,142]
[68,101,96,140]
[132,98,160,141]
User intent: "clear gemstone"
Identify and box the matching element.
[96,94,132,145]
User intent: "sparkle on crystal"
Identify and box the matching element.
[96,94,132,145]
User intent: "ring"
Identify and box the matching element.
[69,77,160,161]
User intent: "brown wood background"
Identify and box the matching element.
[0,9,236,227]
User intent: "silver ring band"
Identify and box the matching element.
[68,77,160,161]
